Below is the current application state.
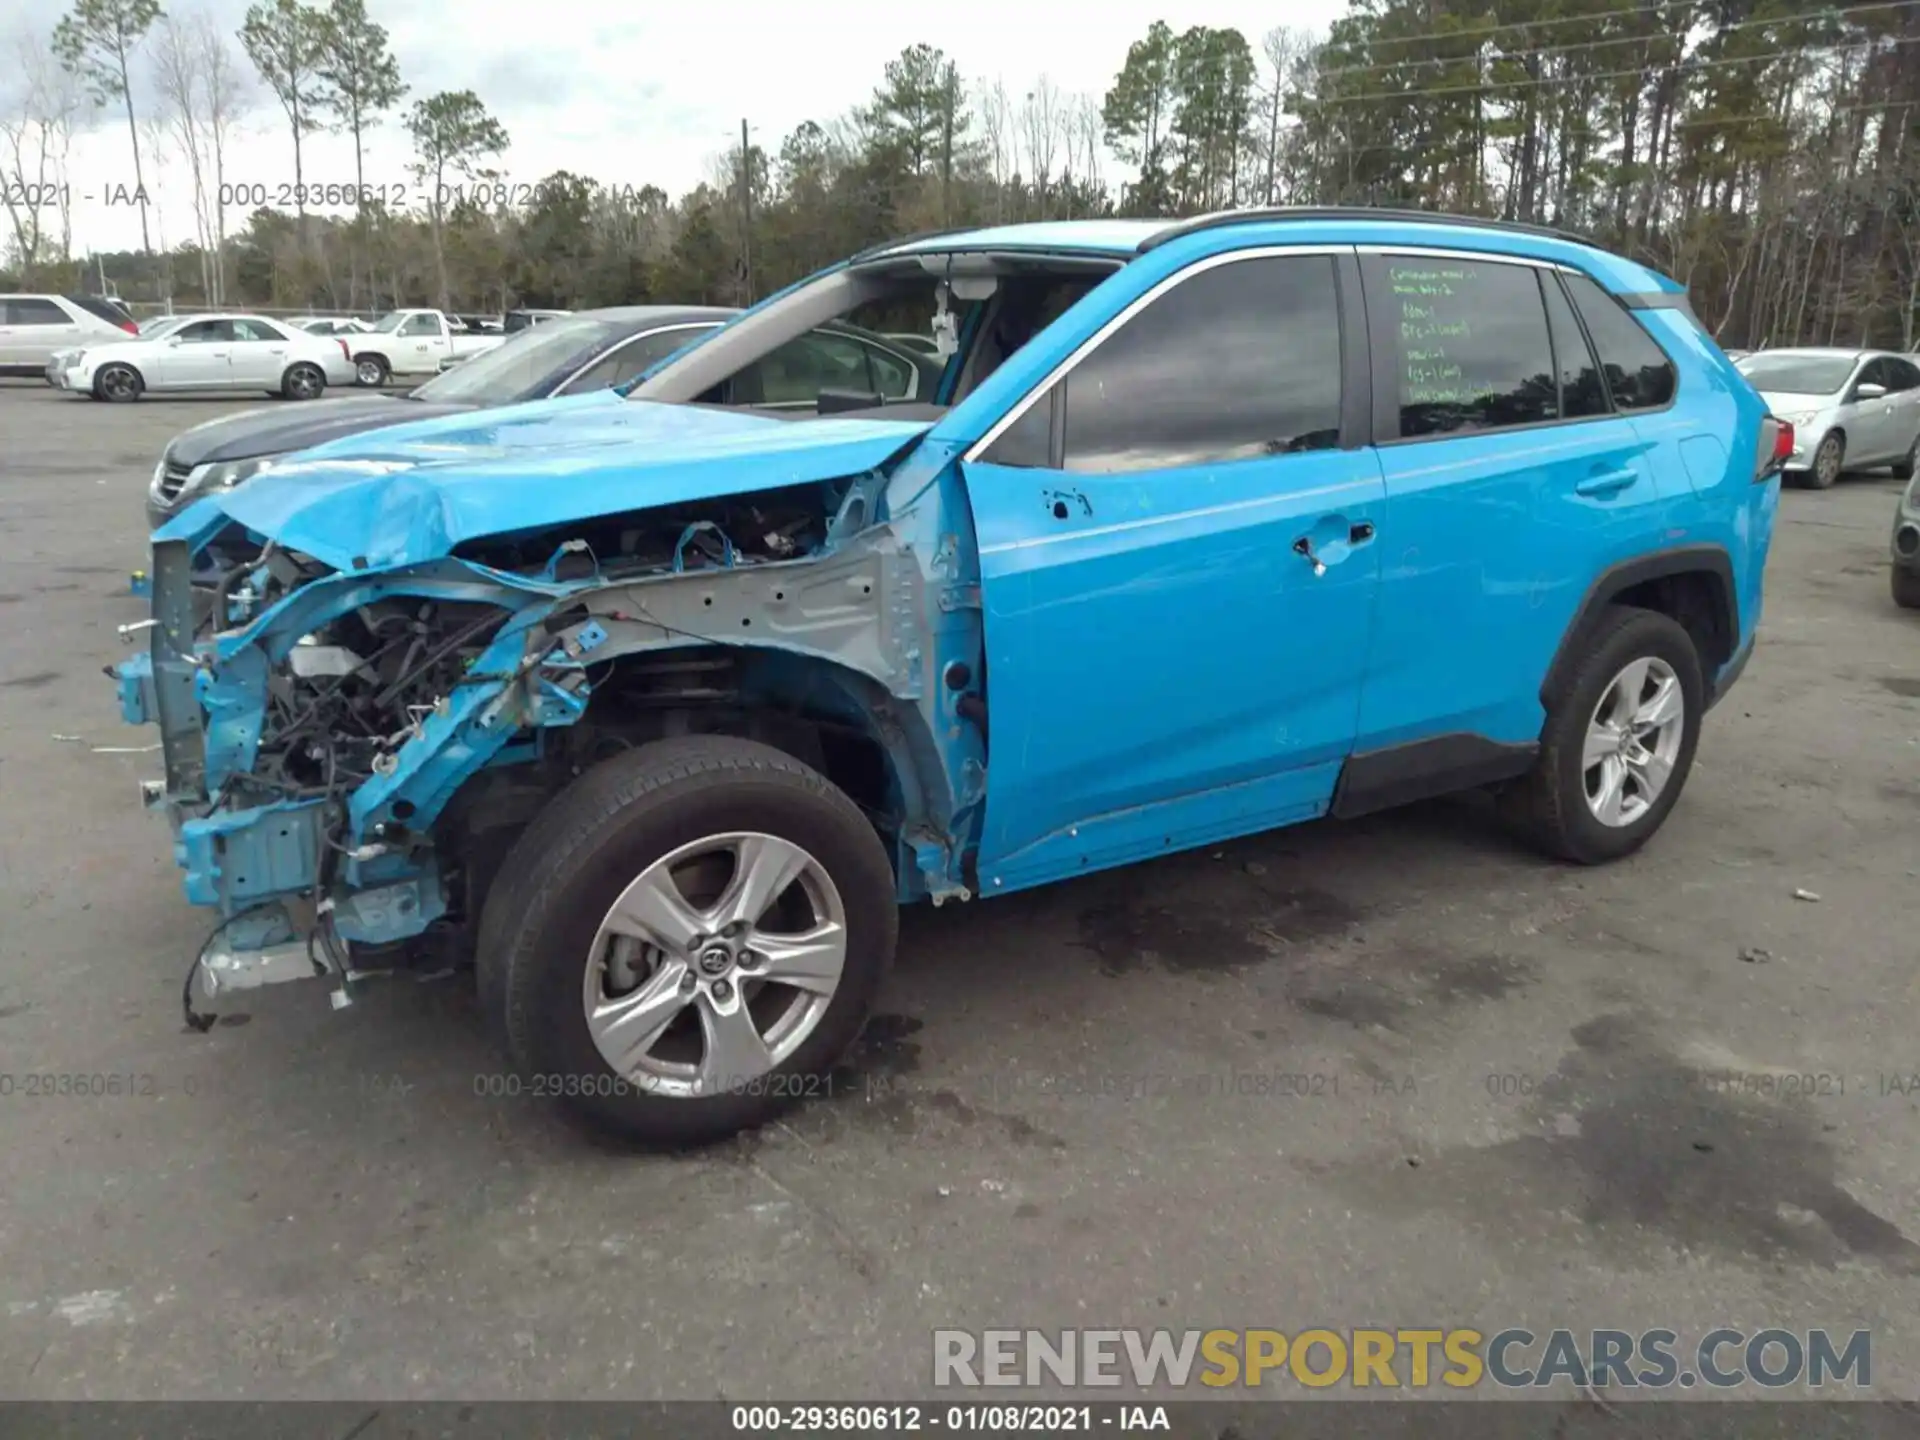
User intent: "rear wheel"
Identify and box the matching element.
[94,363,142,403]
[1892,435,1919,481]
[1501,607,1704,864]
[281,362,326,401]
[354,353,389,387]
[477,736,898,1146]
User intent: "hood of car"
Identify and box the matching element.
[161,390,935,573]
[165,395,479,468]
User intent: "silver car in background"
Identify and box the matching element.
[53,312,357,402]
[1735,348,1920,489]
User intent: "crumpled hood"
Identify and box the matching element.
[166,395,476,468]
[159,390,934,572]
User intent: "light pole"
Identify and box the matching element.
[728,121,759,305]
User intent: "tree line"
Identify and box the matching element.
[4,0,1918,348]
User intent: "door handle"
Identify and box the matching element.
[1291,536,1327,577]
[1349,521,1375,543]
[1576,467,1638,497]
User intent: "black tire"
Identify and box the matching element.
[94,363,143,403]
[1894,567,1920,611]
[476,736,898,1147]
[1892,436,1919,482]
[1500,606,1705,865]
[281,362,326,401]
[1803,430,1844,489]
[354,353,389,387]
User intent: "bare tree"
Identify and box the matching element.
[198,13,248,302]
[975,77,1011,221]
[1020,76,1062,219]
[1075,94,1103,196]
[0,28,92,281]
[151,12,213,298]
[1258,26,1311,206]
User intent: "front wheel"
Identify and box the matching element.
[94,363,143,403]
[354,353,389,387]
[1894,567,1920,610]
[1500,606,1704,865]
[476,736,898,1146]
[1803,431,1844,489]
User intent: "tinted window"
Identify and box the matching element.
[1888,358,1920,391]
[983,388,1054,468]
[1563,273,1677,410]
[6,297,69,325]
[1057,253,1342,474]
[738,332,875,405]
[1542,274,1608,419]
[865,344,914,399]
[176,319,235,343]
[1367,255,1557,438]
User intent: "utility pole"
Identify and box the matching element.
[739,116,755,306]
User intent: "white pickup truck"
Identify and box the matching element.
[349,308,504,386]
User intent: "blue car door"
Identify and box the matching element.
[960,247,1386,894]
[1348,250,1679,768]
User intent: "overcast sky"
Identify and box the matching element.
[27,0,1347,255]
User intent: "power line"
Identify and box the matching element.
[1332,0,1913,57]
[1303,0,1917,82]
[1298,33,1920,108]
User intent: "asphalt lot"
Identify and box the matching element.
[1,377,1917,1405]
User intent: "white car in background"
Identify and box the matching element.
[54,312,358,402]
[1736,348,1920,488]
[1,293,140,375]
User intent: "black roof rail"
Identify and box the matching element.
[1137,206,1596,253]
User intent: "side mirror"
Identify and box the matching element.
[166,337,182,347]
[1855,382,1888,400]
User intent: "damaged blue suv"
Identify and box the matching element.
[112,209,1785,1144]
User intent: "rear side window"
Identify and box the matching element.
[1563,273,1677,411]
[565,327,714,393]
[1043,253,1344,474]
[66,294,132,326]
[1364,255,1557,438]
[1887,357,1920,391]
[6,297,70,325]
[1541,274,1609,420]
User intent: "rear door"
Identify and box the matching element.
[1354,251,1670,755]
[228,317,292,385]
[963,247,1385,889]
[1,297,82,366]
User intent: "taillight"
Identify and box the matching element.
[120,319,138,333]
[1756,417,1793,481]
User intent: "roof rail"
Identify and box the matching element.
[849,225,981,263]
[1137,206,1595,253]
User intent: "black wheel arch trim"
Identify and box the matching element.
[1540,544,1738,706]
[1330,732,1537,821]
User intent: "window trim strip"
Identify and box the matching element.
[964,244,1354,466]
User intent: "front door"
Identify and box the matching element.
[396,313,447,373]
[161,318,236,388]
[964,248,1384,893]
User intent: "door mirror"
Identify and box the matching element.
[166,337,182,347]
[1855,381,1887,400]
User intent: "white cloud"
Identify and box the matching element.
[44,0,1346,254]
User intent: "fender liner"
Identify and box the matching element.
[1539,544,1737,706]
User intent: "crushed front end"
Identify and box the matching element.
[115,527,589,1008]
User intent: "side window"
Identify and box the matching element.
[565,329,711,393]
[1890,358,1920,392]
[1562,273,1678,411]
[982,389,1054,468]
[1541,273,1609,420]
[1855,358,1891,396]
[864,344,914,399]
[741,332,874,406]
[1044,253,1343,474]
[399,313,442,337]
[232,318,282,342]
[177,319,234,343]
[1366,254,1557,438]
[6,298,70,325]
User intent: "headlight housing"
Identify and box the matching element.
[1777,411,1817,432]
[195,455,282,492]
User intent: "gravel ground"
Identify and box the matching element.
[0,379,1916,1403]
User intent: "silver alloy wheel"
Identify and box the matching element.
[287,364,322,399]
[1582,656,1685,827]
[99,365,137,401]
[581,831,848,1099]
[1815,435,1843,487]
[355,357,384,386]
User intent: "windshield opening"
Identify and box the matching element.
[1737,354,1856,395]
[410,317,628,406]
[629,253,1116,419]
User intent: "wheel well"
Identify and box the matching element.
[1542,548,1738,704]
[1610,569,1733,672]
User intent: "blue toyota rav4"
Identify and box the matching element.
[113,208,1785,1144]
